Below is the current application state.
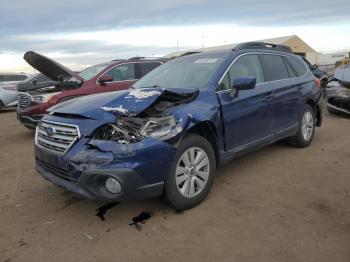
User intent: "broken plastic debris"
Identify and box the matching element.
[129,211,152,231]
[101,105,129,115]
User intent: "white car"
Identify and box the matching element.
[0,73,30,111]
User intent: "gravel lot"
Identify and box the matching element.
[0,110,349,262]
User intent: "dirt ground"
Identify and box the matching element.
[0,110,349,262]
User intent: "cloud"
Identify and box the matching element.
[1,0,350,36]
[1,0,350,72]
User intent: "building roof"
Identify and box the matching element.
[165,35,317,58]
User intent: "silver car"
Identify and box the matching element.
[0,73,30,111]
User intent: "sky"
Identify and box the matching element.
[0,0,350,73]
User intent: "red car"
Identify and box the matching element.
[17,51,167,129]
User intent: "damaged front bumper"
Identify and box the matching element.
[35,136,177,201]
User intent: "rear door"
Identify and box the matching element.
[260,54,301,134]
[217,54,274,151]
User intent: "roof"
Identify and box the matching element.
[165,35,317,58]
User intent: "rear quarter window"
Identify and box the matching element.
[260,54,289,81]
[286,57,308,77]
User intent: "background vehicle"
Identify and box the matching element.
[326,63,350,116]
[17,73,53,92]
[0,73,30,111]
[0,73,29,86]
[34,42,323,210]
[0,85,19,111]
[17,51,167,129]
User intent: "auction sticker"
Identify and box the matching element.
[194,58,218,64]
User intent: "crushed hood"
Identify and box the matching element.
[48,88,198,119]
[24,51,83,82]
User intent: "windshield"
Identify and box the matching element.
[133,53,228,89]
[78,64,109,80]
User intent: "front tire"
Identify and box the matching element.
[289,104,315,147]
[164,134,216,210]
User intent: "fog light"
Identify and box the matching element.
[105,177,121,194]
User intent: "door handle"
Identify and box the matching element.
[297,84,303,89]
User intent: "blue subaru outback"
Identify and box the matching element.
[34,42,323,210]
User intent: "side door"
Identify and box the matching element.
[259,54,302,134]
[217,54,274,151]
[135,62,162,79]
[99,63,137,91]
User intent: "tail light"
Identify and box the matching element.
[314,79,321,88]
[2,85,17,91]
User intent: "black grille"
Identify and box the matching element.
[39,160,77,182]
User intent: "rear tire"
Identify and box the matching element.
[164,134,216,210]
[289,104,315,147]
[0,101,4,112]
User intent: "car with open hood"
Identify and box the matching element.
[17,51,167,129]
[34,42,323,210]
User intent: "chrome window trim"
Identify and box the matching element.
[96,61,163,85]
[216,52,309,94]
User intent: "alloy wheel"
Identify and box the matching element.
[301,111,314,141]
[175,147,210,198]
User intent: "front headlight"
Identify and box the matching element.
[31,92,61,103]
[140,116,183,141]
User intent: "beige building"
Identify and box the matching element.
[166,35,318,64]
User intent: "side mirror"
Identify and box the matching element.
[98,75,113,85]
[231,77,256,96]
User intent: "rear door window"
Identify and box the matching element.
[106,64,136,82]
[137,62,161,78]
[260,54,289,81]
[285,57,308,77]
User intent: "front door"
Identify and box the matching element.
[217,54,274,151]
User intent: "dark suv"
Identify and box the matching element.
[34,42,323,210]
[17,51,166,129]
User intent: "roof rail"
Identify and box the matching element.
[179,51,202,57]
[234,42,293,53]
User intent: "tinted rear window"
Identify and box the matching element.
[260,55,289,81]
[286,57,307,77]
[138,62,161,78]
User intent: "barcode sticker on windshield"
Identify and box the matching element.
[194,58,218,64]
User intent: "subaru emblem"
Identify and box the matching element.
[46,126,56,136]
